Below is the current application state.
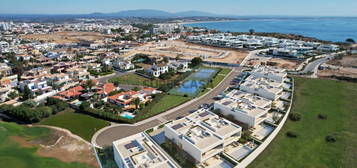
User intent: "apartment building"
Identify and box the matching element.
[164,109,241,163]
[250,66,287,82]
[113,133,178,168]
[214,90,272,127]
[240,76,284,100]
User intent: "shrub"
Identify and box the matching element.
[286,131,298,138]
[318,114,327,120]
[289,113,302,121]
[146,128,154,133]
[325,135,336,143]
[183,94,188,97]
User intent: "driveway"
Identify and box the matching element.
[92,67,242,147]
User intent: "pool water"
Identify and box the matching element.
[121,113,135,119]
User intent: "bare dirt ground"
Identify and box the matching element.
[327,54,357,67]
[20,31,112,44]
[124,40,248,64]
[246,57,302,70]
[12,127,99,168]
[318,54,357,78]
[318,67,357,78]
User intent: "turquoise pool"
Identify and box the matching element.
[121,113,135,119]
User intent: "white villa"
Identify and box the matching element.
[214,90,272,127]
[240,76,284,100]
[113,133,178,168]
[317,44,339,52]
[164,109,242,163]
[250,66,287,82]
[146,63,169,78]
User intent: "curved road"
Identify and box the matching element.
[92,67,242,147]
[290,51,345,76]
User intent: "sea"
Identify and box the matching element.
[184,17,357,42]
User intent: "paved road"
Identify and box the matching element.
[93,67,242,147]
[290,51,346,76]
[96,70,131,84]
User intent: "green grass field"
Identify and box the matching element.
[249,77,357,168]
[38,109,110,142]
[0,122,93,168]
[135,95,191,121]
[109,73,161,87]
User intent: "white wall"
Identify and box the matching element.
[235,79,295,168]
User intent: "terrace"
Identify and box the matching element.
[224,142,258,162]
[113,133,177,168]
[250,123,275,141]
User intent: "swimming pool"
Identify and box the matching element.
[120,113,135,119]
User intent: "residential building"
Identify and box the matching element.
[19,78,52,94]
[113,60,135,70]
[214,90,272,127]
[146,63,169,77]
[56,86,84,100]
[317,44,339,52]
[0,63,12,77]
[113,133,178,168]
[168,60,189,72]
[250,66,287,82]
[240,76,284,100]
[164,109,241,163]
[66,67,90,80]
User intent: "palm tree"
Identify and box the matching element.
[133,97,141,109]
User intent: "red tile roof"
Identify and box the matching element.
[97,83,116,95]
[58,86,84,98]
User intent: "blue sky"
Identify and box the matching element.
[1,0,356,16]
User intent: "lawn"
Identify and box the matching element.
[135,94,191,121]
[0,121,93,168]
[38,109,110,142]
[249,77,357,168]
[108,73,161,87]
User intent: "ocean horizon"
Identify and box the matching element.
[184,17,357,42]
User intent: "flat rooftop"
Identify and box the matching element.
[225,90,272,108]
[241,76,283,94]
[216,97,268,117]
[184,125,222,149]
[201,116,241,138]
[113,133,176,168]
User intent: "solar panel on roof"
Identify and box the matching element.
[124,142,136,149]
[199,111,210,117]
[223,101,232,105]
[172,123,184,130]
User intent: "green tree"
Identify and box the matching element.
[22,85,33,101]
[190,57,203,67]
[249,29,255,35]
[346,38,355,44]
[83,80,96,92]
[133,98,141,109]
